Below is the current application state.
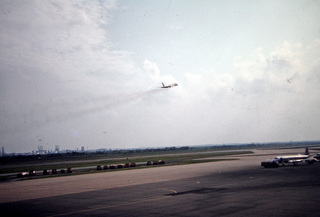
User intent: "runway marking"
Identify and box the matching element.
[47,190,177,217]
[161,188,177,194]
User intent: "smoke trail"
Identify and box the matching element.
[57,89,162,120]
[2,89,163,132]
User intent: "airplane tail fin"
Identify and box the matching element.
[162,82,165,87]
[304,147,309,156]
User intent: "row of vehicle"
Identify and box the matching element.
[43,168,73,175]
[147,160,165,165]
[17,160,168,177]
[96,160,166,170]
[17,168,72,177]
[17,171,35,178]
[97,163,137,170]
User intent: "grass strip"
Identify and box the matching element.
[0,151,251,174]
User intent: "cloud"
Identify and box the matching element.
[0,0,135,96]
[0,1,319,153]
[178,40,320,144]
[165,24,183,30]
[143,59,161,80]
[139,40,319,146]
[143,59,178,84]
[238,41,320,139]
[232,40,320,96]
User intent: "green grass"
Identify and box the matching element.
[0,151,252,174]
[0,151,252,182]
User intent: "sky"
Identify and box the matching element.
[0,0,319,153]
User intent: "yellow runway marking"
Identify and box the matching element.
[161,188,177,194]
[47,190,177,217]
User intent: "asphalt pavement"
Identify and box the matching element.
[1,148,320,217]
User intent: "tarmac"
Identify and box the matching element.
[0,148,320,217]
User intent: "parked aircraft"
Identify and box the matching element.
[161,82,178,88]
[261,147,315,167]
[272,147,310,165]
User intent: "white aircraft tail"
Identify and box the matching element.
[162,82,165,87]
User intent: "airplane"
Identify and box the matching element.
[161,82,178,88]
[272,147,311,165]
[261,147,315,167]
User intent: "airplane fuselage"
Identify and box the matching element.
[273,154,309,163]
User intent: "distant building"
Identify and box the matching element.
[1,146,4,156]
[81,146,85,152]
[38,145,44,155]
[55,145,60,153]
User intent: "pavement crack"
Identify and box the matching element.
[166,187,227,196]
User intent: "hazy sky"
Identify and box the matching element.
[1,0,319,153]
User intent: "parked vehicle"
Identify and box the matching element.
[109,165,116,169]
[43,170,50,175]
[158,160,165,164]
[17,172,28,178]
[29,170,36,176]
[130,163,136,167]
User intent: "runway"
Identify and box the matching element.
[1,148,320,216]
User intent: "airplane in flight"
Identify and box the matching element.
[161,82,178,88]
[261,147,316,167]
